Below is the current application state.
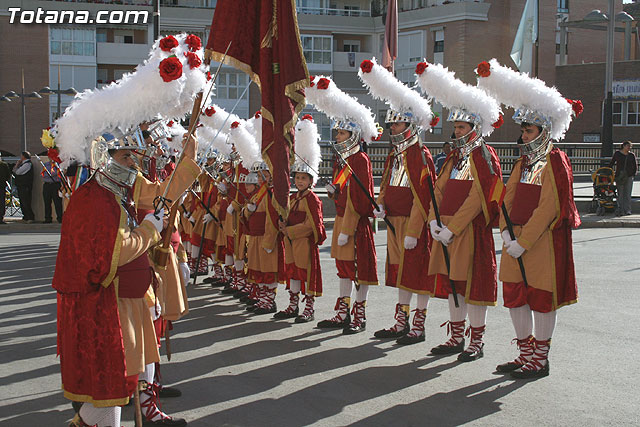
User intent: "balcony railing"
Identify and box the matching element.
[296,7,371,17]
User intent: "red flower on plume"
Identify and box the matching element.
[159,35,179,52]
[184,51,202,69]
[476,61,491,78]
[309,75,316,87]
[204,107,215,117]
[317,78,330,90]
[206,71,212,81]
[159,56,183,82]
[185,34,202,52]
[492,114,504,129]
[167,120,174,127]
[301,114,314,122]
[47,148,61,163]
[430,116,440,128]
[415,62,428,75]
[567,99,584,116]
[231,121,240,129]
[360,59,374,73]
[197,123,204,128]
[254,111,262,118]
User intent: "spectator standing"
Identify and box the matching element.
[433,142,452,174]
[0,154,11,224]
[12,151,35,223]
[42,154,64,223]
[609,141,637,216]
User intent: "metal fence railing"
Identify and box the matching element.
[317,142,636,178]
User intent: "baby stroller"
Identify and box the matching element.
[589,167,617,215]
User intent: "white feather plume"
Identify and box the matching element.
[476,59,574,141]
[229,120,262,168]
[415,61,501,137]
[358,57,433,129]
[294,116,321,181]
[55,33,208,165]
[305,76,378,143]
[198,102,238,155]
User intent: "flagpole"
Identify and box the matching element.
[534,0,539,77]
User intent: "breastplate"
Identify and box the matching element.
[449,154,473,181]
[520,157,547,185]
[389,152,410,187]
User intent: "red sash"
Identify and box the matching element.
[510,183,542,225]
[288,210,305,226]
[116,255,153,298]
[384,186,413,217]
[440,180,472,216]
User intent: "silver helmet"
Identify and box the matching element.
[448,107,483,155]
[513,108,554,165]
[90,131,143,196]
[291,161,317,184]
[332,119,361,158]
[240,171,259,185]
[386,109,420,149]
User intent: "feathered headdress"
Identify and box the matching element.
[305,75,378,143]
[55,33,208,165]
[198,102,238,156]
[414,61,502,137]
[228,119,262,169]
[292,114,322,183]
[475,59,582,141]
[358,58,433,130]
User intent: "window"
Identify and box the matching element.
[557,0,569,13]
[96,29,108,43]
[398,31,424,65]
[50,27,95,56]
[613,101,623,125]
[344,5,361,16]
[434,30,444,53]
[301,35,332,64]
[114,30,134,44]
[627,101,640,126]
[302,109,331,141]
[212,72,249,100]
[97,68,108,84]
[343,40,360,53]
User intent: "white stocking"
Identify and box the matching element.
[234,259,244,272]
[140,362,155,385]
[398,288,412,305]
[533,310,557,341]
[448,294,467,322]
[509,304,533,339]
[467,304,487,328]
[339,278,352,298]
[355,284,369,303]
[416,294,430,311]
[79,403,121,427]
[289,279,301,294]
[191,245,200,258]
[225,254,234,266]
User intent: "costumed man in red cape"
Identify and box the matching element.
[305,76,379,335]
[477,59,582,378]
[415,61,504,362]
[359,58,437,345]
[53,130,198,427]
[275,115,327,323]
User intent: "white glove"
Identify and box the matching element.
[404,236,418,250]
[188,215,196,224]
[263,247,273,254]
[374,204,386,219]
[429,219,442,240]
[143,212,163,234]
[217,182,227,192]
[58,190,63,198]
[325,183,336,194]
[226,204,235,215]
[178,192,187,205]
[501,230,514,247]
[183,211,191,220]
[506,240,526,258]
[247,203,257,212]
[203,213,214,224]
[179,262,190,285]
[337,233,349,246]
[438,226,454,246]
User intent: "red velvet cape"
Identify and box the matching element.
[52,179,130,406]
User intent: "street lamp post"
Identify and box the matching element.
[39,64,78,121]
[602,0,615,161]
[1,69,43,153]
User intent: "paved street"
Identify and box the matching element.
[0,227,639,426]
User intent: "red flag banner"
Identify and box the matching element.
[332,164,352,191]
[206,0,309,217]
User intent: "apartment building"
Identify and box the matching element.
[0,0,634,156]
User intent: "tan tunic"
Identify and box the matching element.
[330,187,360,261]
[245,193,280,275]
